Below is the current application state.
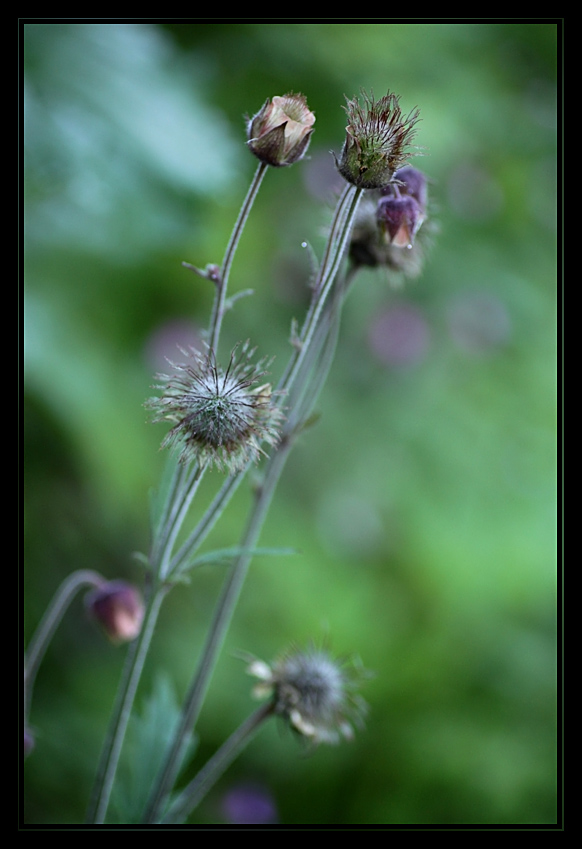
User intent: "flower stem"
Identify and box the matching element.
[143,437,293,823]
[86,160,271,823]
[277,184,362,396]
[144,180,364,824]
[161,702,274,824]
[86,583,166,824]
[24,569,105,722]
[208,161,268,354]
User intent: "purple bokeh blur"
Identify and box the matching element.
[220,782,279,825]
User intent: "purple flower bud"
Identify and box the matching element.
[391,166,428,211]
[85,581,144,644]
[376,194,423,247]
[246,94,315,167]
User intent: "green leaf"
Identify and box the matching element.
[173,546,298,579]
[110,674,197,824]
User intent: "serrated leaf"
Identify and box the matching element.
[110,674,197,824]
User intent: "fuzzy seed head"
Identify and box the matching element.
[145,342,284,473]
[247,644,369,746]
[336,90,420,189]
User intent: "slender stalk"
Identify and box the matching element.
[86,161,270,823]
[157,463,206,580]
[145,182,364,824]
[144,440,293,823]
[208,161,268,354]
[286,265,358,432]
[161,702,274,824]
[168,468,246,577]
[150,459,193,567]
[277,185,362,395]
[86,584,166,824]
[24,569,104,721]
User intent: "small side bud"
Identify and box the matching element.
[246,93,315,167]
[377,195,423,248]
[85,580,144,644]
[388,165,428,209]
[348,166,434,279]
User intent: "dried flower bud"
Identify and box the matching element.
[145,341,284,473]
[85,581,144,643]
[335,90,420,189]
[246,644,368,746]
[247,93,315,167]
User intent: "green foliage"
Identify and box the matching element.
[111,675,197,824]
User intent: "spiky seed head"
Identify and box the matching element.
[246,644,369,746]
[145,342,284,473]
[335,90,420,189]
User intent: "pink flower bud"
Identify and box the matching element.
[85,581,144,644]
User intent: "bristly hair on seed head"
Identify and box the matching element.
[245,642,371,747]
[145,341,284,473]
[335,89,421,190]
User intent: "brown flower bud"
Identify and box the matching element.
[246,93,315,167]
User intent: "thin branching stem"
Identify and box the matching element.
[144,180,364,824]
[87,162,271,827]
[144,439,292,823]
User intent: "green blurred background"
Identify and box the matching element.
[23,22,558,825]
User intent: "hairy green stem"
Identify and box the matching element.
[277,185,362,395]
[86,160,271,823]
